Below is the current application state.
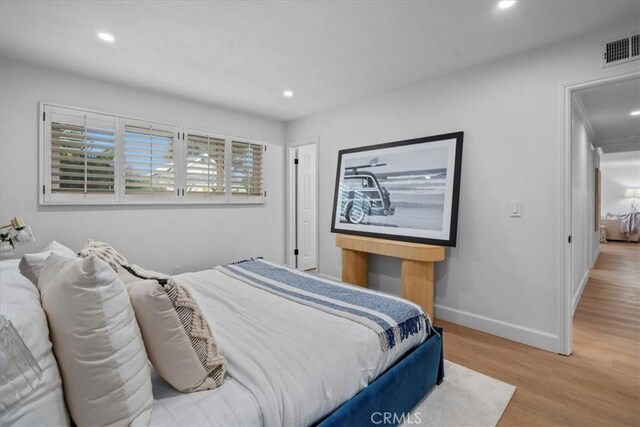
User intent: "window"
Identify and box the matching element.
[231,140,264,198]
[43,105,118,203]
[40,104,265,205]
[122,120,178,202]
[184,129,226,199]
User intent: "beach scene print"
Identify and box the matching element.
[338,146,448,231]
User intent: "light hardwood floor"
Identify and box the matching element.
[434,241,640,426]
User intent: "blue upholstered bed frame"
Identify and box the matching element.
[318,326,445,427]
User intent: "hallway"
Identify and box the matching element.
[436,241,640,426]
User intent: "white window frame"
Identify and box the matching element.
[229,137,267,202]
[41,104,120,204]
[181,127,229,204]
[120,117,180,204]
[39,102,267,205]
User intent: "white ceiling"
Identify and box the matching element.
[600,150,640,168]
[576,77,640,153]
[1,0,638,122]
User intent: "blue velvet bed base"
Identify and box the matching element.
[317,326,444,427]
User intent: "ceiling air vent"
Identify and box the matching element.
[603,33,640,67]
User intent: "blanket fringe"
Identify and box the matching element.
[227,257,264,266]
[378,314,429,351]
[222,259,429,352]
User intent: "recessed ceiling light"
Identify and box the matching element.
[98,32,115,42]
[498,0,516,9]
[283,90,294,98]
[631,110,640,116]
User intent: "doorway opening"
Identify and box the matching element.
[562,68,639,355]
[287,142,319,271]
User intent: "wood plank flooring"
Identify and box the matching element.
[434,242,639,426]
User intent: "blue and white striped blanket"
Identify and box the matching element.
[216,259,430,351]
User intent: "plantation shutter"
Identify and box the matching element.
[41,103,266,205]
[44,106,117,203]
[122,120,178,200]
[184,130,226,196]
[231,140,264,197]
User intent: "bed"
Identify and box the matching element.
[0,252,444,426]
[601,215,640,242]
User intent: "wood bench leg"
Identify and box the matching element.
[401,259,435,321]
[342,249,369,287]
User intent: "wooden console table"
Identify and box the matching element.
[335,234,445,320]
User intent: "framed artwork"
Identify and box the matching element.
[330,132,464,247]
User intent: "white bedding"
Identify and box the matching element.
[0,260,70,426]
[151,268,427,426]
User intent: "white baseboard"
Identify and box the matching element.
[435,304,559,353]
[321,272,560,353]
[572,269,590,316]
[591,245,601,268]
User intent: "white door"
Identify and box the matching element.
[296,144,317,270]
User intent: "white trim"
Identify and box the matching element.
[39,101,267,205]
[435,304,559,353]
[559,66,640,356]
[320,274,560,351]
[560,78,573,356]
[572,95,595,141]
[119,117,180,204]
[593,136,640,153]
[38,101,266,142]
[286,146,297,267]
[39,103,45,205]
[285,139,319,270]
[572,270,590,316]
[591,245,601,268]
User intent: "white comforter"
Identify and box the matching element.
[150,268,427,426]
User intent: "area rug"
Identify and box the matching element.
[401,360,516,427]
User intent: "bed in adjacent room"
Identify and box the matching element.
[0,246,444,427]
[601,212,640,242]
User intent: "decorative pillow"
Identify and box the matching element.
[38,254,153,426]
[126,265,227,392]
[0,259,70,426]
[78,239,128,272]
[18,240,76,285]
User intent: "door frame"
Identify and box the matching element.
[559,67,639,355]
[286,140,319,270]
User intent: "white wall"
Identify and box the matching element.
[0,59,286,273]
[286,20,639,352]
[571,105,600,313]
[600,151,640,215]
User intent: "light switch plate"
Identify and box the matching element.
[510,201,522,217]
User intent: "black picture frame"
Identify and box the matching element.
[330,132,464,247]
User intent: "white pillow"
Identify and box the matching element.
[0,259,70,426]
[38,254,153,426]
[18,241,76,285]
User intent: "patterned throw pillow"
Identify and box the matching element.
[125,264,227,392]
[78,240,128,272]
[76,241,227,392]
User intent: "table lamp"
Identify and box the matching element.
[625,188,640,212]
[0,217,36,257]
